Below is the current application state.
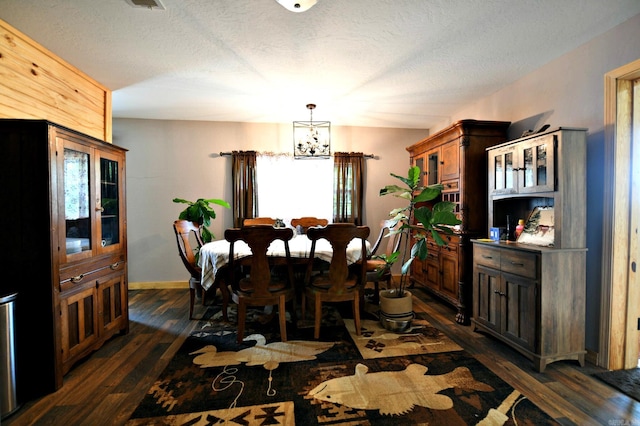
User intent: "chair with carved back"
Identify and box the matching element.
[173,220,228,320]
[225,225,296,343]
[362,219,403,302]
[301,223,369,339]
[290,217,329,233]
[243,217,276,226]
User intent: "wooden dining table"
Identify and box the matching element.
[198,233,371,292]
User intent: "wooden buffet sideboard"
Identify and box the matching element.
[472,127,587,372]
[406,119,510,324]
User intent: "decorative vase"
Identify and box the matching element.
[379,289,414,332]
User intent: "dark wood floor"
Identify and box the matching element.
[4,287,639,425]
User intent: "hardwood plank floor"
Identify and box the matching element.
[3,287,639,425]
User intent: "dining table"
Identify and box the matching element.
[198,232,371,292]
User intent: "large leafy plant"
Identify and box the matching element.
[379,166,462,296]
[173,197,230,243]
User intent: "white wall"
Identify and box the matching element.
[112,119,427,283]
[430,13,640,352]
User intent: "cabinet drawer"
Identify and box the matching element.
[473,245,500,269]
[500,251,537,279]
[440,235,459,255]
[60,259,126,293]
[442,179,459,192]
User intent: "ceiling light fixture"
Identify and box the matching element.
[275,0,318,13]
[293,104,330,159]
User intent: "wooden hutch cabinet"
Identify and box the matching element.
[0,119,128,402]
[406,119,510,324]
[472,127,587,372]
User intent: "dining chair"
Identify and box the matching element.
[301,223,369,339]
[225,225,296,343]
[173,220,229,321]
[362,219,403,302]
[290,217,329,233]
[243,217,276,226]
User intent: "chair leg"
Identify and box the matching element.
[353,290,361,336]
[220,282,230,322]
[189,287,195,320]
[314,297,322,339]
[278,295,287,342]
[237,300,247,344]
[301,293,306,320]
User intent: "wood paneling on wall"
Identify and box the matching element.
[0,19,111,142]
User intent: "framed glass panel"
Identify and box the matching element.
[505,152,514,189]
[427,152,439,185]
[494,155,503,190]
[536,144,547,186]
[64,148,91,254]
[523,147,534,187]
[100,158,120,248]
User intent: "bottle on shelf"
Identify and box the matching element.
[505,215,513,241]
[515,219,525,239]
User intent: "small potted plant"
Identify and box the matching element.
[173,197,230,243]
[377,166,461,330]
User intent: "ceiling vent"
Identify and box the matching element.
[125,0,166,10]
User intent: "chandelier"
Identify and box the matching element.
[293,104,331,158]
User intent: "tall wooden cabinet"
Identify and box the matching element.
[406,119,510,324]
[0,119,128,402]
[472,127,587,372]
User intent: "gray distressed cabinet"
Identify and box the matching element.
[472,127,587,372]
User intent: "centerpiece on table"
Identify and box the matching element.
[377,166,461,331]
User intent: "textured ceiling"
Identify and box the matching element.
[1,0,639,129]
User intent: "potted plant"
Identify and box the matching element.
[377,166,461,330]
[173,197,230,243]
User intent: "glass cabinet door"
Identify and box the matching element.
[412,155,426,187]
[97,151,122,253]
[488,146,517,196]
[517,135,555,193]
[62,141,93,260]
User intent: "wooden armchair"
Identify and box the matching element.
[301,223,369,339]
[173,220,206,320]
[173,220,229,321]
[290,217,328,233]
[225,225,296,343]
[362,219,403,302]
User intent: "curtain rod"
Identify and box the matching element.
[218,152,375,158]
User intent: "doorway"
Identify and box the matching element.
[601,59,640,370]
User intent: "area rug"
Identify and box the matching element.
[593,367,640,402]
[344,317,463,359]
[127,305,559,425]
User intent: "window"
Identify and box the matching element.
[256,154,333,221]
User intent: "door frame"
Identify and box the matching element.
[601,58,640,370]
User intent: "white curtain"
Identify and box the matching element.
[256,153,333,222]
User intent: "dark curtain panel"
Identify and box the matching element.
[333,152,365,225]
[231,150,258,228]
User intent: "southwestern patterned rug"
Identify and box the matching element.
[126,305,559,425]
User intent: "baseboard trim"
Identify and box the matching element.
[586,348,599,367]
[129,281,189,290]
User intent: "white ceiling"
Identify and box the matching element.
[1,0,639,129]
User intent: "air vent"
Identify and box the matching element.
[125,0,166,10]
